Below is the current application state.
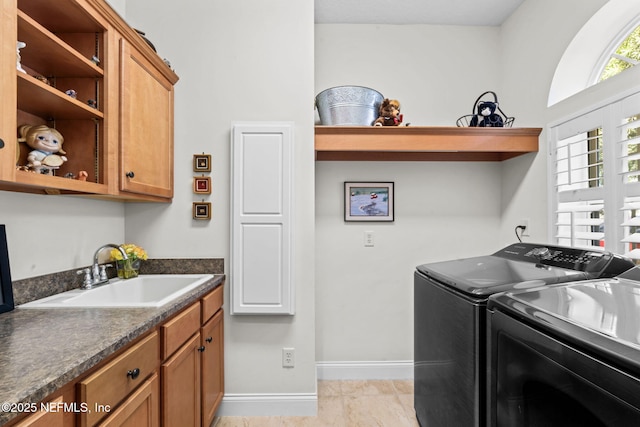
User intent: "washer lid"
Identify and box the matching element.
[491,269,640,373]
[417,255,587,296]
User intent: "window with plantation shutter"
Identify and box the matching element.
[551,107,607,251]
[620,105,640,261]
[549,88,640,261]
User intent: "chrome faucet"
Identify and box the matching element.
[77,244,128,289]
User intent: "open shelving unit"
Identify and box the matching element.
[315,126,542,161]
[13,0,107,194]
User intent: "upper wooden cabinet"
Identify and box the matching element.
[0,0,178,200]
[119,39,174,199]
[315,126,542,161]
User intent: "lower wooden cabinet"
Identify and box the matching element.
[78,333,160,427]
[161,285,225,427]
[201,310,224,427]
[98,374,159,427]
[161,333,201,426]
[6,284,224,427]
[13,395,68,427]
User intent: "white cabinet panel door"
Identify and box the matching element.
[231,123,294,314]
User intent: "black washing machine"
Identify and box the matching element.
[414,243,635,427]
[487,267,640,426]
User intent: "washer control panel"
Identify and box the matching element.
[495,243,634,277]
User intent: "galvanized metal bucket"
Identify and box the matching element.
[315,86,384,126]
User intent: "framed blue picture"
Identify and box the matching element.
[344,182,394,222]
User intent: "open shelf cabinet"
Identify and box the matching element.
[0,0,178,200]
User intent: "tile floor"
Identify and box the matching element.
[214,380,419,427]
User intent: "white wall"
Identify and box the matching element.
[0,192,124,279]
[314,0,611,366]
[315,24,502,126]
[121,0,317,408]
[315,161,501,363]
[314,24,504,367]
[498,0,608,245]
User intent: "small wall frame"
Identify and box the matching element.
[193,176,211,194]
[193,154,211,172]
[193,202,212,220]
[344,181,394,222]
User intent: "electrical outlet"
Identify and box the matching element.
[282,348,295,368]
[364,231,375,247]
[519,218,530,237]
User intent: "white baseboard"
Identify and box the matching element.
[216,361,413,417]
[317,360,414,380]
[217,393,317,417]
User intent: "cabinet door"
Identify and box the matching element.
[161,333,201,427]
[0,0,17,183]
[119,39,174,199]
[14,396,65,427]
[230,122,294,314]
[98,374,159,427]
[201,310,224,426]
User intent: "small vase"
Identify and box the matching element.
[116,258,141,279]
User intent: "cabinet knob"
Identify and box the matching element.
[0,138,4,149]
[125,171,135,178]
[205,337,213,343]
[198,346,206,352]
[127,368,141,380]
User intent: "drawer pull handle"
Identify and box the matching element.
[205,337,213,343]
[127,368,140,380]
[198,346,206,352]
[126,171,135,178]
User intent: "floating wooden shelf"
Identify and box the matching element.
[315,126,542,161]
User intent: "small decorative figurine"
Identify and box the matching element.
[16,41,27,73]
[34,75,50,85]
[18,124,67,175]
[456,91,515,127]
[373,99,404,126]
[469,101,504,127]
[64,89,77,99]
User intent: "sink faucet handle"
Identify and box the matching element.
[76,268,92,287]
[99,264,114,281]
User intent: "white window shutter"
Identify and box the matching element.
[619,99,640,261]
[230,122,294,314]
[550,87,640,257]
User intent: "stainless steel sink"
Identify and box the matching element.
[20,274,214,308]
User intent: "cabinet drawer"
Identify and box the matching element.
[161,301,200,359]
[201,285,223,323]
[14,395,65,427]
[79,332,159,427]
[98,373,159,427]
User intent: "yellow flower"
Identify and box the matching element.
[110,243,148,261]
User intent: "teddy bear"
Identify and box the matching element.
[469,101,504,127]
[373,98,404,126]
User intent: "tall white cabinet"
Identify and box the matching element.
[230,122,294,314]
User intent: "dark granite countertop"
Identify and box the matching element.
[0,273,224,426]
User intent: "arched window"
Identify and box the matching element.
[548,1,640,106]
[599,24,640,82]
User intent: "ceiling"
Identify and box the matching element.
[314,0,526,26]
